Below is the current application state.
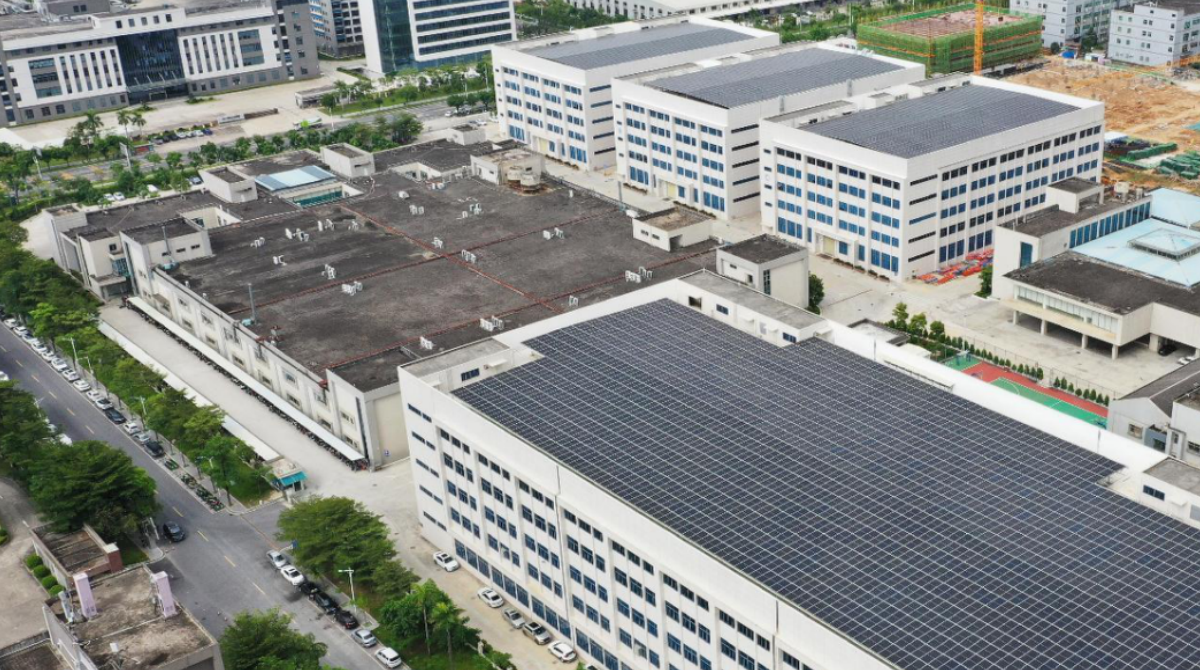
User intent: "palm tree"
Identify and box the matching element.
[117,109,133,138]
[131,110,147,139]
[430,600,465,669]
[334,79,353,104]
[410,580,443,650]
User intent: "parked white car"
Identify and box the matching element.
[548,642,577,663]
[433,551,459,572]
[72,379,92,392]
[51,358,70,371]
[267,550,289,569]
[280,565,306,586]
[375,647,404,668]
[62,370,80,382]
[1180,353,1199,366]
[477,587,504,608]
[0,371,9,382]
[2,318,17,328]
[123,421,142,435]
[501,608,525,629]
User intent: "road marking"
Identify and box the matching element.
[253,582,266,596]
[224,554,236,568]
[198,530,210,542]
[0,344,6,352]
[66,408,75,416]
[86,425,96,435]
[31,374,38,382]
[47,390,57,399]
[15,360,22,367]
[173,506,184,517]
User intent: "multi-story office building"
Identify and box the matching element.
[1109,0,1200,65]
[758,76,1104,280]
[359,0,516,74]
[492,18,776,171]
[399,269,1200,670]
[1011,0,1134,48]
[612,43,922,220]
[311,0,365,57]
[0,0,318,126]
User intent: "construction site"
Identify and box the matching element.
[1008,58,1200,192]
[857,4,1043,74]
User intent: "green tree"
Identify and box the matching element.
[891,302,909,329]
[487,650,514,670]
[909,313,928,337]
[220,610,328,670]
[430,600,478,666]
[807,274,824,314]
[0,382,55,483]
[28,440,158,537]
[369,559,418,602]
[320,93,339,113]
[276,496,396,582]
[68,112,106,159]
[380,579,446,649]
[976,265,993,297]
[166,151,184,171]
[929,320,946,340]
[28,302,93,343]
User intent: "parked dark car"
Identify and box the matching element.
[299,581,320,596]
[312,591,338,613]
[144,440,165,458]
[162,522,186,542]
[1160,340,1179,356]
[334,608,359,630]
[103,408,126,424]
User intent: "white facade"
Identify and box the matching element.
[0,0,317,125]
[612,44,922,220]
[758,77,1104,281]
[1011,0,1135,48]
[398,273,1174,670]
[565,0,809,20]
[1109,1,1200,65]
[491,18,776,171]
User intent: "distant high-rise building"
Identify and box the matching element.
[359,0,516,74]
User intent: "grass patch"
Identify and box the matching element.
[225,460,274,506]
[118,537,148,565]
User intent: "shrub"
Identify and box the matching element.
[32,565,50,579]
[41,575,59,589]
[25,554,43,569]
[48,585,64,596]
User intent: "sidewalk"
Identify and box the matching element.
[99,304,558,670]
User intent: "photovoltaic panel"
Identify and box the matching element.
[649,49,904,109]
[801,85,1081,158]
[455,299,1200,670]
[525,23,754,71]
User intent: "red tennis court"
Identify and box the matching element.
[963,360,1109,422]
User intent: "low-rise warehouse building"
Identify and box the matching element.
[491,17,776,171]
[49,138,730,469]
[758,76,1104,280]
[998,186,1200,360]
[612,43,922,220]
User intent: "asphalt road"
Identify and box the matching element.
[0,323,378,670]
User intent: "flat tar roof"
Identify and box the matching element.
[649,48,906,109]
[168,146,715,390]
[1004,191,1136,238]
[525,22,753,71]
[719,235,804,264]
[455,299,1200,670]
[803,85,1083,158]
[1006,250,1200,315]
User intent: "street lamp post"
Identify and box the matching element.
[338,568,357,616]
[66,336,79,365]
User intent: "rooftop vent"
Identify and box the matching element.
[1131,230,1200,260]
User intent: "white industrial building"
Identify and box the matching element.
[491,17,776,170]
[1011,0,1134,48]
[0,0,317,126]
[996,187,1200,360]
[1109,0,1200,65]
[757,76,1104,280]
[564,0,808,21]
[398,268,1200,670]
[612,43,922,220]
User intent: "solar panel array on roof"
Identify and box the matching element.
[525,23,752,70]
[803,85,1081,158]
[456,299,1200,670]
[650,48,904,109]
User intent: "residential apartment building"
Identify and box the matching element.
[1010,0,1134,48]
[492,17,776,171]
[758,76,1104,280]
[311,0,365,57]
[398,269,1200,670]
[1109,0,1200,65]
[0,0,318,126]
[612,43,922,220]
[359,0,516,74]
